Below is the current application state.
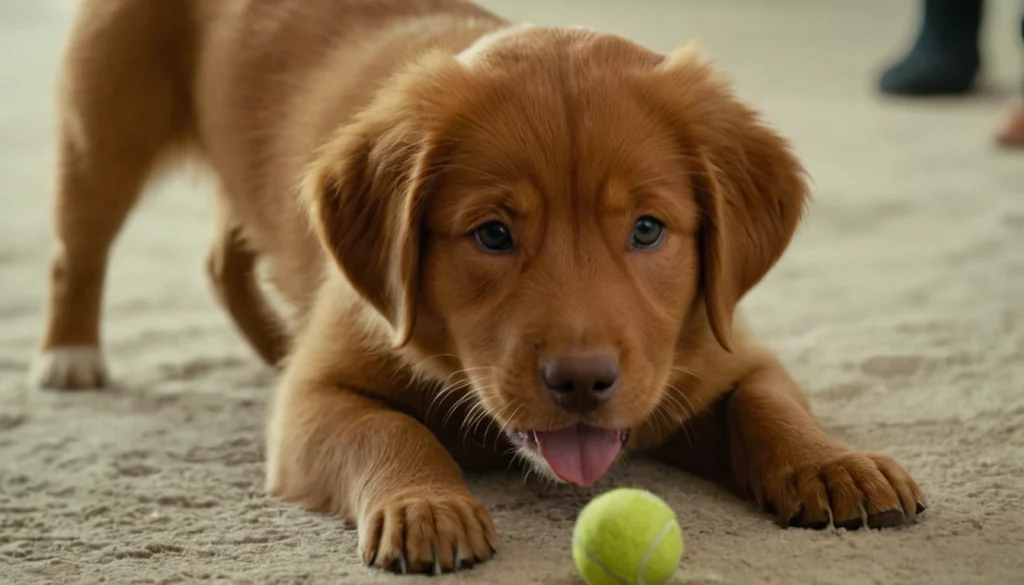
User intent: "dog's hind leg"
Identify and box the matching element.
[206,197,291,368]
[29,0,194,389]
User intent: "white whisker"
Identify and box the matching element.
[671,365,704,381]
[662,383,695,449]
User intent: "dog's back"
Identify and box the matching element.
[33,0,504,386]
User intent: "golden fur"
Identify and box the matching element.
[33,0,926,574]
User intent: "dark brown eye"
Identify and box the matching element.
[632,216,665,249]
[474,221,515,253]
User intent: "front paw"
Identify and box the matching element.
[758,451,927,530]
[359,488,497,574]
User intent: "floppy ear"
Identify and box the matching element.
[301,54,464,348]
[648,45,810,351]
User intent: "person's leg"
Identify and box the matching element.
[995,13,1024,147]
[879,0,984,96]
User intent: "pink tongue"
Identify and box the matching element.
[533,425,622,487]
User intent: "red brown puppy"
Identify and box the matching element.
[31,0,926,574]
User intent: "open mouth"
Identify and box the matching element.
[508,425,631,488]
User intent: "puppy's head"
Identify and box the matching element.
[305,27,808,487]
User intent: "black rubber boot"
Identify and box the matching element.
[879,0,983,96]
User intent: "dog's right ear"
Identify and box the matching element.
[301,53,468,348]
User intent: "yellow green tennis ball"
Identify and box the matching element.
[573,487,684,585]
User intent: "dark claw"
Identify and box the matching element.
[915,499,928,515]
[835,516,865,531]
[387,553,408,574]
[835,504,869,531]
[868,508,907,529]
[776,502,802,528]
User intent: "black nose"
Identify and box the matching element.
[541,354,620,413]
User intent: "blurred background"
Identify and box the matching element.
[1,1,1022,584]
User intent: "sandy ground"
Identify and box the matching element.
[2,1,1024,583]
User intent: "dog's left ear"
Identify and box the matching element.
[647,44,810,351]
[300,53,465,348]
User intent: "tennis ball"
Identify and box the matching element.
[573,488,683,585]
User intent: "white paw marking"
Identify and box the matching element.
[28,346,109,390]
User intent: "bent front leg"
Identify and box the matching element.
[661,355,927,529]
[266,376,496,574]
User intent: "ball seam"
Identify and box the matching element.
[580,545,629,585]
[636,517,679,585]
